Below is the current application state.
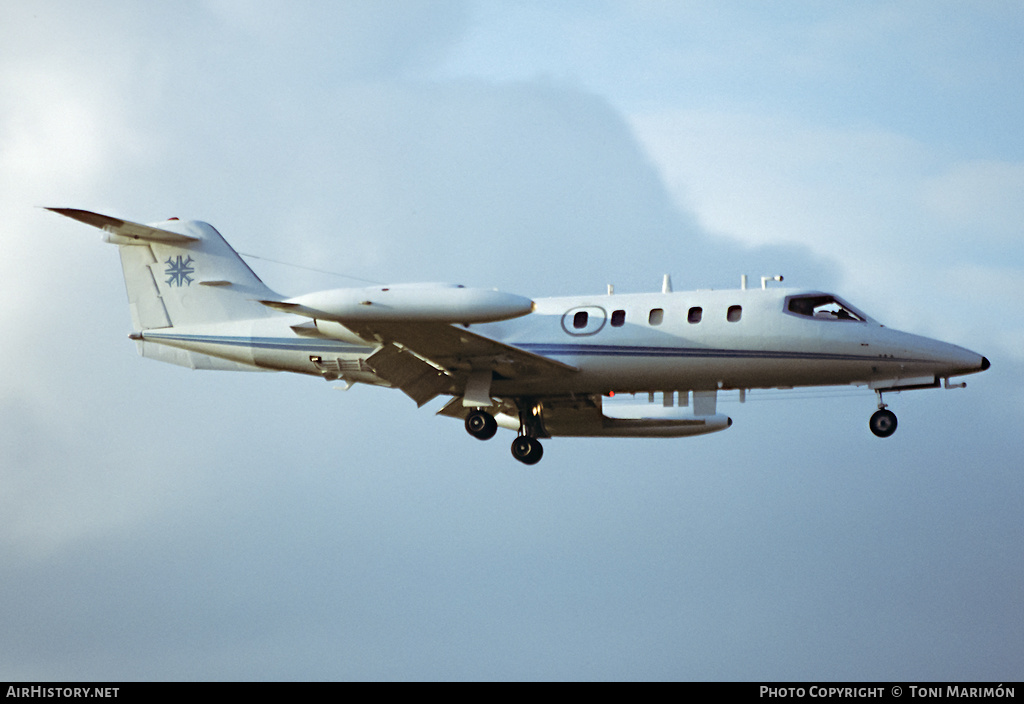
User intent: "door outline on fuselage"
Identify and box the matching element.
[560,306,608,337]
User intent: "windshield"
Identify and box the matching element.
[785,294,871,322]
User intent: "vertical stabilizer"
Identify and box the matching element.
[50,209,281,329]
[130,219,280,328]
[50,209,284,371]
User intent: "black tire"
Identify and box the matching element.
[465,410,498,440]
[511,436,544,465]
[869,409,898,438]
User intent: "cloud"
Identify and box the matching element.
[203,0,470,79]
[921,159,1024,246]
[628,107,1023,358]
[628,109,931,252]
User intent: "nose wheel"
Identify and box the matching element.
[869,408,898,438]
[869,391,898,438]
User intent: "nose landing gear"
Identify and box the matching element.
[869,391,898,438]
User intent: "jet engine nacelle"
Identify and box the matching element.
[268,283,535,324]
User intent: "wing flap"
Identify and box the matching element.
[365,344,452,407]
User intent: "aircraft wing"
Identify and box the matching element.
[350,321,576,377]
[342,320,577,406]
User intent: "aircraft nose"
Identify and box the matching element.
[894,330,989,378]
[938,344,989,377]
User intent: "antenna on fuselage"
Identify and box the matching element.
[662,274,673,293]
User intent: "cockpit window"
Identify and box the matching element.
[786,294,868,322]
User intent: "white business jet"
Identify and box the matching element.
[51,208,989,464]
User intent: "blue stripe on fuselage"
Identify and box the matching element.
[517,343,913,364]
[141,332,916,365]
[141,332,375,354]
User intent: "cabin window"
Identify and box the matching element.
[727,305,742,323]
[561,307,608,336]
[688,307,702,324]
[611,309,626,327]
[786,294,867,322]
[649,308,664,326]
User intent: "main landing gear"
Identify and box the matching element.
[464,409,545,465]
[869,392,898,438]
[510,435,544,465]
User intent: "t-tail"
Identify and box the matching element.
[48,208,281,371]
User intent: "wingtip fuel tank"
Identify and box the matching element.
[269,283,535,324]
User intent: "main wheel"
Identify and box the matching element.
[465,410,498,440]
[869,409,898,438]
[511,436,544,465]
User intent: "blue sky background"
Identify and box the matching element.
[1,1,1021,680]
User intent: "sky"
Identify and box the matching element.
[1,0,1021,681]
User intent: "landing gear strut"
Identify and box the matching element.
[465,409,498,440]
[869,391,898,438]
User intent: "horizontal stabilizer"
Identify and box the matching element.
[259,299,304,314]
[47,208,199,243]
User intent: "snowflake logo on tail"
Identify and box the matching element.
[165,255,195,287]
